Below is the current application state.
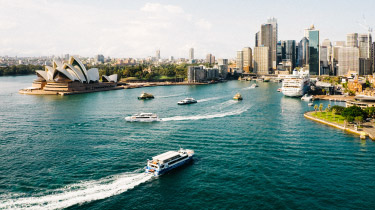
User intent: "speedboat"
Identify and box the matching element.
[308,102,314,106]
[125,113,160,122]
[301,94,313,101]
[233,93,243,100]
[177,98,197,105]
[251,84,258,88]
[138,92,154,99]
[145,148,194,176]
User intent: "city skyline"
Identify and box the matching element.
[1,0,375,58]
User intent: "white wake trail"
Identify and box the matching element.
[197,96,224,103]
[162,105,250,121]
[0,172,152,210]
[242,86,255,90]
[157,93,184,98]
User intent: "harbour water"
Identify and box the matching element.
[1,75,375,209]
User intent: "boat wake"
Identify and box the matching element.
[242,87,255,90]
[162,105,250,121]
[157,93,184,98]
[0,171,153,210]
[210,100,237,109]
[197,96,224,103]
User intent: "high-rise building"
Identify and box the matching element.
[298,37,309,67]
[337,47,359,76]
[255,32,261,47]
[321,39,332,75]
[236,51,243,72]
[95,54,105,63]
[206,53,213,64]
[254,46,270,75]
[156,50,161,60]
[242,47,252,72]
[276,41,283,67]
[346,33,358,47]
[305,25,320,75]
[267,17,278,70]
[359,34,372,59]
[284,40,296,69]
[64,54,69,60]
[260,24,273,71]
[372,42,375,72]
[189,48,194,60]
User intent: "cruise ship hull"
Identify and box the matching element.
[145,156,193,176]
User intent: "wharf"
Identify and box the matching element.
[304,111,375,140]
[313,95,355,102]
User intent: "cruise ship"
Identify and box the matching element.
[145,148,194,176]
[125,113,160,122]
[281,69,310,97]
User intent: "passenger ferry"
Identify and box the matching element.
[138,92,154,99]
[125,113,160,122]
[177,98,197,105]
[281,69,310,97]
[145,148,195,176]
[233,93,243,100]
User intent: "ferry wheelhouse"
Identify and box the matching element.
[145,148,194,176]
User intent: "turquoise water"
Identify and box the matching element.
[1,75,375,210]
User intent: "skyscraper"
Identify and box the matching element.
[359,34,372,59]
[255,32,261,47]
[236,51,243,72]
[254,46,270,75]
[267,17,278,70]
[206,54,213,64]
[284,40,296,69]
[156,50,160,60]
[321,39,332,75]
[305,25,320,75]
[260,23,273,71]
[189,48,194,60]
[338,47,359,76]
[298,37,309,67]
[242,47,252,72]
[346,33,358,47]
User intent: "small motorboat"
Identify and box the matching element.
[251,84,258,88]
[277,88,282,92]
[308,102,313,106]
[138,92,154,99]
[233,93,243,100]
[301,94,313,101]
[177,98,197,105]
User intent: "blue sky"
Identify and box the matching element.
[0,0,374,58]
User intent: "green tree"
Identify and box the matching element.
[331,105,345,115]
[319,103,323,112]
[342,106,367,122]
[355,116,363,127]
[314,104,318,113]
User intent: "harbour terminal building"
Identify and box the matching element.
[19,56,118,95]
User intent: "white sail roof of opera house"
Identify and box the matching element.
[35,56,114,84]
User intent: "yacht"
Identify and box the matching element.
[145,148,195,176]
[138,92,154,99]
[125,113,160,122]
[301,94,313,101]
[281,69,310,97]
[177,98,197,105]
[233,93,243,100]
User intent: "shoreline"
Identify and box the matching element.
[304,111,375,140]
[19,81,216,96]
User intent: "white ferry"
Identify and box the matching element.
[177,98,197,105]
[281,69,310,97]
[125,113,160,122]
[145,148,194,176]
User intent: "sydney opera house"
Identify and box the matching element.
[20,56,119,95]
